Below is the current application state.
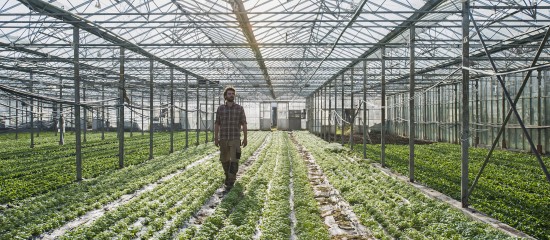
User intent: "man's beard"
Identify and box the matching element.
[226,97,234,102]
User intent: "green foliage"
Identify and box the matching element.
[187,132,279,239]
[183,132,331,240]
[349,141,550,240]
[0,131,211,203]
[0,132,267,239]
[287,133,330,240]
[324,142,347,153]
[294,131,513,240]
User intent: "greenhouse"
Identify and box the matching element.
[1,0,549,239]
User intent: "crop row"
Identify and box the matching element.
[180,132,330,239]
[0,131,265,239]
[350,142,550,239]
[60,131,269,239]
[1,131,210,170]
[0,131,211,203]
[183,132,279,239]
[294,132,511,239]
[251,132,291,240]
[0,130,208,147]
[216,132,282,239]
[285,132,330,240]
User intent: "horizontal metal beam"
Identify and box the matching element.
[10,56,548,62]
[4,23,546,29]
[0,10,463,16]
[16,0,209,84]
[0,42,150,83]
[367,26,550,90]
[471,5,550,9]
[8,42,543,48]
[2,18,545,24]
[309,0,446,97]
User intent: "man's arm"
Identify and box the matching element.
[240,106,248,147]
[241,123,247,147]
[214,122,220,147]
[214,106,220,147]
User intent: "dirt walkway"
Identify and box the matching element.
[290,133,373,240]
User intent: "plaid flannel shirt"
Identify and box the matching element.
[215,103,247,141]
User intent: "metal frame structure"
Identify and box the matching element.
[1,0,550,208]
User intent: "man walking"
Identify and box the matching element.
[214,86,247,191]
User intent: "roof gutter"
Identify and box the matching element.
[230,0,276,99]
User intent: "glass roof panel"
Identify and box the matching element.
[1,0,549,100]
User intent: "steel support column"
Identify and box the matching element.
[453,83,462,144]
[315,90,318,134]
[101,84,105,140]
[310,97,313,132]
[129,90,133,137]
[312,92,315,133]
[37,95,40,138]
[318,90,321,134]
[8,98,11,136]
[322,87,325,136]
[323,86,327,140]
[381,46,387,167]
[314,89,321,134]
[334,78,337,141]
[313,96,315,133]
[149,59,154,160]
[141,90,144,136]
[329,83,332,142]
[15,99,19,140]
[118,47,125,168]
[341,74,345,145]
[205,84,209,144]
[475,79,479,147]
[311,91,314,134]
[537,70,543,154]
[423,91,427,140]
[185,74,189,149]
[196,85,200,146]
[409,25,415,182]
[309,95,317,134]
[461,1,470,207]
[309,97,312,132]
[29,71,34,148]
[502,86,506,148]
[314,90,317,134]
[363,60,367,159]
[83,83,87,143]
[170,68,174,153]
[315,90,318,135]
[319,90,322,135]
[306,97,309,131]
[350,68,355,151]
[438,86,442,141]
[211,84,215,142]
[402,94,406,136]
[74,27,82,180]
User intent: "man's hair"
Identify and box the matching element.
[223,86,236,97]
